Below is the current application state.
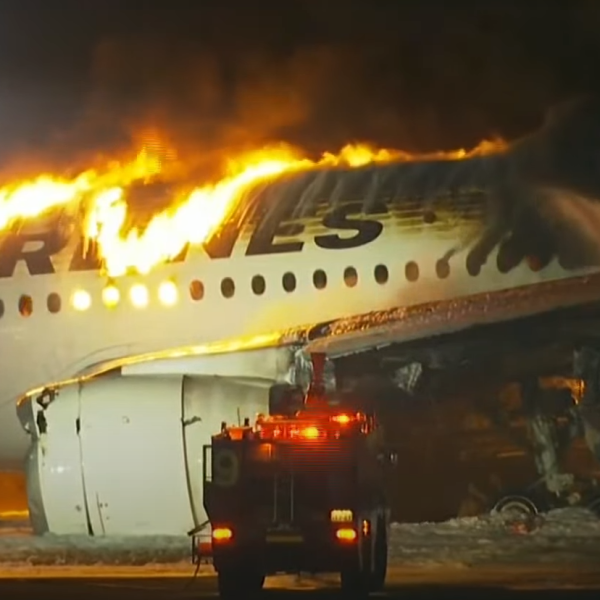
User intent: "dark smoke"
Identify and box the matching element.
[1,1,599,173]
[510,96,600,267]
[512,96,600,196]
[236,95,600,275]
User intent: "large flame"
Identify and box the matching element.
[0,138,506,277]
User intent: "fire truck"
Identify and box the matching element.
[192,356,394,598]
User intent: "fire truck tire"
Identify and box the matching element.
[370,518,388,591]
[217,567,264,598]
[340,534,371,599]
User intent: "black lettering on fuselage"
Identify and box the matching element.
[203,222,243,259]
[0,232,67,278]
[161,243,190,264]
[244,193,307,256]
[69,239,103,271]
[314,201,388,250]
[0,200,389,279]
[245,218,305,256]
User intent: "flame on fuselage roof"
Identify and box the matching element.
[0,137,506,277]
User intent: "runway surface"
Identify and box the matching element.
[1,564,600,598]
[2,511,600,597]
[0,580,599,599]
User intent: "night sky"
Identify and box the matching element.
[0,0,598,171]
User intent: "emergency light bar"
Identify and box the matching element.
[254,412,368,442]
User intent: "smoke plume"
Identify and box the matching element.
[1,1,597,173]
[243,95,600,274]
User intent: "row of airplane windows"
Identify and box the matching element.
[0,261,436,318]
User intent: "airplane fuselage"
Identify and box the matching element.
[0,177,592,470]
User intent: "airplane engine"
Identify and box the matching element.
[16,373,269,536]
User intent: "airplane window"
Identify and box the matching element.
[313,269,327,290]
[102,285,120,308]
[466,255,481,277]
[423,210,437,224]
[344,267,358,288]
[47,293,62,314]
[405,261,419,282]
[189,279,204,301]
[158,280,178,306]
[374,264,389,285]
[251,275,266,295]
[436,259,450,279]
[18,295,33,317]
[129,284,149,308]
[221,277,235,299]
[526,255,544,272]
[0,299,4,318]
[282,272,296,293]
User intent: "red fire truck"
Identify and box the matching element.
[192,356,394,598]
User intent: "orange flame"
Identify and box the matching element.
[0,138,506,278]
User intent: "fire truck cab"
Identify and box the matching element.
[194,371,394,598]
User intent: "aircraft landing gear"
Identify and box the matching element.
[486,352,600,518]
[487,376,588,516]
[491,492,544,517]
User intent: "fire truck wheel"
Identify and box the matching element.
[217,567,264,598]
[370,518,388,591]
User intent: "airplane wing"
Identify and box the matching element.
[303,272,600,359]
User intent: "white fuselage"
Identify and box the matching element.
[0,206,591,471]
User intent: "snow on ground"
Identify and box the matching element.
[0,519,191,565]
[1,508,600,568]
[390,508,600,566]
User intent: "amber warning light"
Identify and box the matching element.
[331,414,352,425]
[301,426,321,440]
[212,527,233,542]
[335,528,357,542]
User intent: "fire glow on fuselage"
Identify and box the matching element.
[0,138,506,282]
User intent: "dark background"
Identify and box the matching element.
[0,0,598,174]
